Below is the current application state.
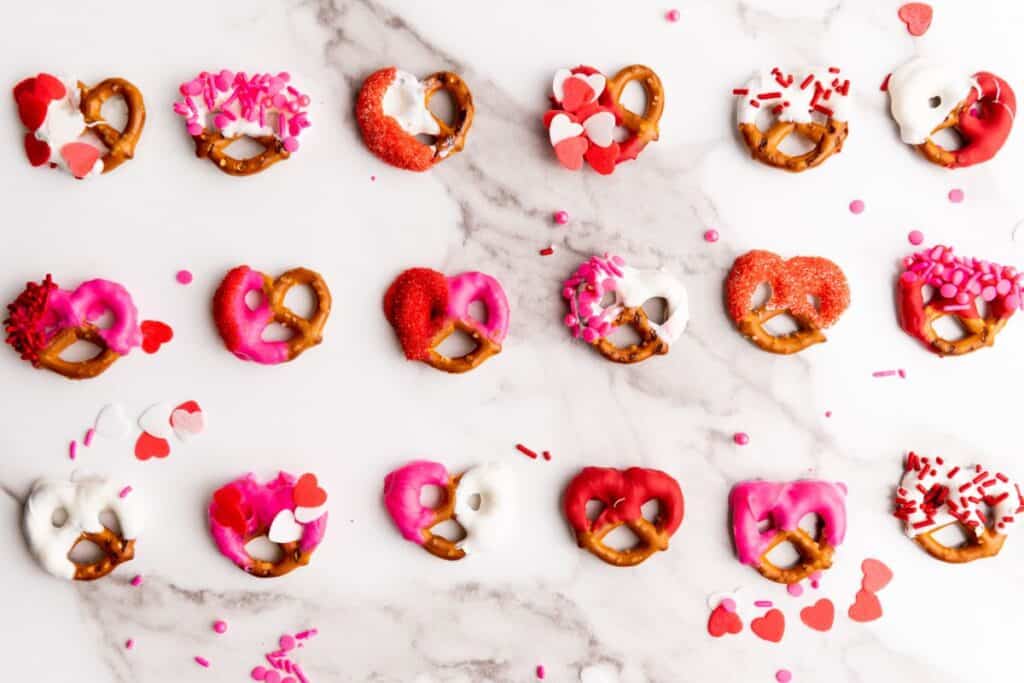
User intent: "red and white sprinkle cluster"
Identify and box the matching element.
[173,71,311,153]
[900,245,1024,312]
[250,629,318,683]
[894,452,1023,537]
[734,66,850,120]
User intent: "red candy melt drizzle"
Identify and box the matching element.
[4,274,57,365]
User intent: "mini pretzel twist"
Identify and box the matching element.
[739,119,848,172]
[78,78,146,173]
[592,307,668,363]
[735,306,827,355]
[422,71,475,164]
[604,65,664,154]
[575,516,671,567]
[263,268,332,360]
[754,528,834,584]
[71,528,136,581]
[919,302,1007,356]
[418,475,466,561]
[35,325,121,380]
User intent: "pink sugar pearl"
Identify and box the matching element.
[720,597,737,613]
[704,229,719,242]
[776,670,793,683]
[213,620,227,634]
[251,667,268,681]
[787,582,804,597]
[848,199,865,214]
[175,269,193,285]
[282,137,300,153]
[666,8,681,22]
[264,672,282,683]
[948,188,965,203]
[733,432,750,446]
[553,210,570,225]
[908,230,924,245]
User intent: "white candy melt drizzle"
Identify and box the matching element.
[894,452,1023,539]
[452,463,514,554]
[24,477,144,580]
[734,66,851,126]
[888,58,975,145]
[33,76,104,178]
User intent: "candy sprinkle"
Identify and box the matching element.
[119,486,133,498]
[69,440,77,460]
[83,428,95,446]
[516,444,538,459]
[175,269,194,285]
[130,574,143,587]
[194,656,210,668]
[787,583,804,597]
[553,210,570,225]
[733,432,750,446]
[849,199,865,214]
[948,188,965,203]
[536,664,546,679]
[704,229,720,243]
[908,230,924,245]
[776,670,793,683]
[125,639,135,650]
[213,620,228,634]
[539,246,555,256]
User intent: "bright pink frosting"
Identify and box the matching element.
[218,267,289,364]
[45,279,141,355]
[447,272,510,343]
[208,472,327,571]
[729,480,847,567]
[382,460,449,544]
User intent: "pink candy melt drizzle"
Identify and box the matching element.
[383,460,449,544]
[446,272,510,344]
[176,270,193,285]
[223,267,289,364]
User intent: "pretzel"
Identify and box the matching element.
[734,66,850,172]
[172,70,312,176]
[13,73,146,178]
[383,268,510,374]
[730,480,847,584]
[383,461,513,560]
[209,472,328,578]
[4,275,146,380]
[544,64,664,174]
[213,265,331,364]
[894,452,1022,563]
[563,467,684,567]
[889,59,1016,169]
[725,250,849,354]
[562,254,688,364]
[24,476,143,581]
[898,245,1021,357]
[356,67,475,171]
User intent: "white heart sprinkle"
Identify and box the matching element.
[552,68,573,103]
[583,111,616,147]
[137,402,175,440]
[549,113,584,146]
[580,74,607,101]
[294,504,327,524]
[268,509,303,544]
[94,403,131,440]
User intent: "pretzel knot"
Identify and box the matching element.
[726,250,849,354]
[78,78,146,172]
[213,266,331,364]
[563,467,684,567]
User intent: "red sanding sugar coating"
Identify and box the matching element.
[4,274,58,364]
[726,250,849,328]
[356,67,435,172]
[383,268,449,360]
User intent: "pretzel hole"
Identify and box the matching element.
[283,284,317,319]
[245,536,283,563]
[51,507,70,527]
[466,493,482,511]
[777,130,816,156]
[91,309,115,329]
[765,540,802,568]
[467,300,488,325]
[762,313,800,336]
[261,323,295,342]
[641,298,668,325]
[244,290,264,311]
[603,524,642,551]
[59,339,104,362]
[619,80,648,118]
[98,508,123,536]
[68,538,106,564]
[99,95,129,133]
[797,513,823,538]
[605,323,642,348]
[756,516,775,533]
[224,136,272,160]
[931,314,968,342]
[640,499,662,523]
[931,523,972,548]
[430,519,466,543]
[435,328,476,358]
[929,126,963,151]
[585,500,606,522]
[426,88,456,128]
[419,484,444,509]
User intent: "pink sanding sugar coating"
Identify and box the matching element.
[704,229,720,243]
[383,460,448,544]
[208,472,328,571]
[948,188,965,203]
[446,272,510,344]
[733,432,750,446]
[729,480,847,567]
[176,270,193,285]
[848,199,865,214]
[908,230,924,245]
[787,582,804,597]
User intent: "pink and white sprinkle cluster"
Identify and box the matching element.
[173,71,311,153]
[250,629,318,683]
[901,245,1024,312]
[562,254,624,342]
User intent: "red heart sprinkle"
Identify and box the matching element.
[848,589,884,623]
[554,136,588,171]
[141,320,174,354]
[23,133,51,166]
[34,73,66,100]
[59,142,101,179]
[16,96,47,131]
[751,609,785,642]
[898,3,932,37]
[584,141,621,175]
[561,77,596,112]
[293,473,327,508]
[799,598,835,632]
[134,431,170,461]
[860,558,894,593]
[212,486,248,535]
[707,605,743,638]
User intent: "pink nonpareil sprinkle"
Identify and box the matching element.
[908,230,924,245]
[119,486,133,498]
[125,639,135,650]
[776,670,793,683]
[536,664,546,679]
[703,229,720,243]
[176,269,193,285]
[194,656,210,668]
[553,210,570,225]
[279,635,296,651]
[130,574,143,586]
[213,620,228,634]
[849,199,865,214]
[665,8,681,22]
[83,428,95,446]
[251,667,268,681]
[69,440,77,460]
[948,188,965,203]
[787,582,804,597]
[733,432,750,446]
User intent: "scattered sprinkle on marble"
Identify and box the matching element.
[948,188,964,203]
[251,667,268,681]
[68,440,77,460]
[908,229,924,245]
[542,450,552,461]
[119,486,133,498]
[787,582,804,597]
[754,600,773,608]
[539,246,555,256]
[125,639,135,650]
[872,369,906,379]
[849,199,865,214]
[175,269,193,285]
[554,210,569,225]
[824,410,832,418]
[880,73,891,91]
[776,670,793,683]
[665,8,680,22]
[83,428,95,446]
[130,574,143,586]
[213,620,228,634]
[536,664,546,679]
[370,175,376,182]
[733,432,750,446]
[516,443,539,459]
[704,229,719,243]
[194,656,210,668]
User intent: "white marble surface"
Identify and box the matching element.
[3,1,1024,681]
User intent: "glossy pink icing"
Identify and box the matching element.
[729,480,847,567]
[44,279,141,354]
[208,472,327,571]
[220,267,288,365]
[446,272,510,343]
[382,460,449,544]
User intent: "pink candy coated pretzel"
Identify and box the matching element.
[448,272,509,343]
[383,460,450,545]
[730,480,847,584]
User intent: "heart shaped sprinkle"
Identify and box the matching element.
[583,140,620,175]
[799,598,835,631]
[750,608,785,642]
[293,473,327,508]
[583,111,616,147]
[898,3,932,36]
[554,136,589,171]
[23,133,51,166]
[141,320,174,353]
[860,558,893,593]
[548,113,585,146]
[138,402,176,440]
[707,604,743,637]
[134,431,170,461]
[848,589,883,622]
[268,509,303,544]
[561,76,598,112]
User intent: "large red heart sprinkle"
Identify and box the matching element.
[561,77,596,112]
[134,431,170,461]
[293,473,327,508]
[751,609,785,642]
[707,605,743,638]
[584,141,620,175]
[16,96,47,131]
[60,142,101,179]
[212,487,248,535]
[898,3,932,37]
[860,558,893,593]
[799,598,835,632]
[554,136,588,171]
[848,589,883,622]
[34,74,67,100]
[141,320,174,354]
[23,133,50,166]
